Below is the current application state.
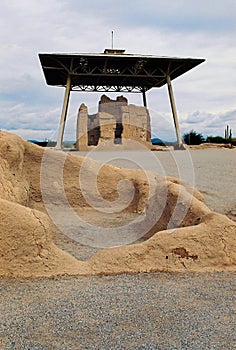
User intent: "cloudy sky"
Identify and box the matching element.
[0,0,235,141]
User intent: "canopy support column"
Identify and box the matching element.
[166,75,183,148]
[142,89,147,108]
[55,74,71,149]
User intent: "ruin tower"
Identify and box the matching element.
[76,95,151,150]
[76,103,88,151]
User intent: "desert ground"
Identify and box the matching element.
[74,147,236,219]
[0,132,235,349]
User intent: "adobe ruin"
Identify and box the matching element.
[76,95,151,150]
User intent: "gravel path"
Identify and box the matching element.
[1,148,236,349]
[0,273,235,349]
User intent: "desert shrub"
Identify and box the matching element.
[205,136,226,144]
[183,130,205,145]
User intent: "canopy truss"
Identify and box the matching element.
[38,51,205,149]
[39,52,204,92]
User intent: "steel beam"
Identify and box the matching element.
[166,75,183,147]
[55,74,71,149]
[142,89,147,107]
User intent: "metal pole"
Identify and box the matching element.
[142,89,147,108]
[166,75,182,147]
[112,31,114,49]
[55,74,71,149]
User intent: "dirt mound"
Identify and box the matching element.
[86,213,236,275]
[0,198,86,277]
[188,143,235,150]
[0,130,235,277]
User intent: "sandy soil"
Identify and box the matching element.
[0,132,236,349]
[0,131,236,277]
[75,148,236,219]
[57,147,236,262]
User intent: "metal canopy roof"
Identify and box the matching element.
[38,52,205,93]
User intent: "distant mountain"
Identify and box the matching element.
[28,140,56,147]
[151,138,165,146]
[151,138,177,146]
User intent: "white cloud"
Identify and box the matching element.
[6,128,56,141]
[179,109,236,138]
[0,0,235,141]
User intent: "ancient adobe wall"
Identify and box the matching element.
[76,95,151,150]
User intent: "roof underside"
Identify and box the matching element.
[39,52,205,93]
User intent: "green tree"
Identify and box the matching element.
[206,136,226,144]
[183,130,205,145]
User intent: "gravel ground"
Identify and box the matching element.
[1,148,236,349]
[0,273,235,350]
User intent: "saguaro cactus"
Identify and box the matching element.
[225,125,233,143]
[225,125,229,139]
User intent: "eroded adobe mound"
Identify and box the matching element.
[0,199,86,277]
[0,130,235,277]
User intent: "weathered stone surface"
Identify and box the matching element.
[122,104,151,142]
[99,95,128,105]
[79,103,87,111]
[76,95,151,150]
[76,103,88,151]
[97,112,116,143]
